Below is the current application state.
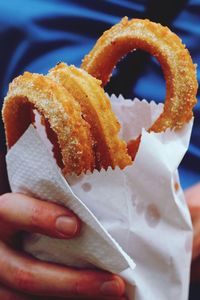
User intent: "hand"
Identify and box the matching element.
[0,192,126,300]
[185,182,200,282]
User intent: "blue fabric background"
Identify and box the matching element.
[0,1,200,298]
[1,0,199,190]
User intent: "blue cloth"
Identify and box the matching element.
[1,0,199,190]
[0,1,200,298]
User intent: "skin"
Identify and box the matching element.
[0,152,126,300]
[1,149,200,299]
[185,183,200,282]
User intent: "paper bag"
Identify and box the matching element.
[6,96,193,300]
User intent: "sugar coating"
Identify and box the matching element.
[48,63,132,170]
[2,72,94,175]
[82,17,198,132]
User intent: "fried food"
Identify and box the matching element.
[48,63,132,170]
[82,17,198,133]
[3,18,198,171]
[2,72,95,175]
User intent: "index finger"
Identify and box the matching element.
[0,193,81,240]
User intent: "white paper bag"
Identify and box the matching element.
[6,96,193,300]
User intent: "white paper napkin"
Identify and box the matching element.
[6,96,193,300]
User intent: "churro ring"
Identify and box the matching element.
[82,17,198,133]
[2,72,95,175]
[48,63,132,170]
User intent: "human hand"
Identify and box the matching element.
[185,182,200,282]
[0,193,126,300]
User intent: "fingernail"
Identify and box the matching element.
[56,216,78,237]
[100,280,121,296]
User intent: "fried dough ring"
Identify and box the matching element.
[2,72,95,175]
[82,17,198,133]
[48,63,132,169]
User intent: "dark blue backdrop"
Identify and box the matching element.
[0,1,200,299]
[1,0,199,189]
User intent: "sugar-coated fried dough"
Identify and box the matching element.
[82,17,198,133]
[3,18,198,172]
[2,72,95,175]
[48,63,132,170]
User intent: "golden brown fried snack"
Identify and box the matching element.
[48,63,132,170]
[82,17,198,133]
[2,72,95,175]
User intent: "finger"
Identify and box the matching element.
[34,297,128,300]
[64,298,128,300]
[0,284,127,300]
[0,286,128,300]
[185,183,200,213]
[0,193,81,239]
[2,279,126,300]
[39,298,128,300]
[0,241,125,298]
[185,184,200,260]
[191,220,200,260]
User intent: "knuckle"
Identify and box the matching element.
[30,203,52,231]
[30,202,57,228]
[14,267,33,293]
[30,205,41,226]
